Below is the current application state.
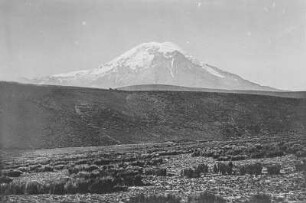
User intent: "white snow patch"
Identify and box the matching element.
[206,66,225,78]
[53,70,89,77]
[90,65,115,75]
[158,42,183,54]
[105,42,183,70]
[169,58,175,78]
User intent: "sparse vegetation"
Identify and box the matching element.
[188,192,227,203]
[1,135,306,202]
[239,163,263,176]
[266,164,281,175]
[247,193,272,203]
[127,193,181,203]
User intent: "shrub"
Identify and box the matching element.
[29,164,42,172]
[195,164,209,174]
[295,161,306,171]
[54,164,65,171]
[88,176,114,194]
[49,179,67,194]
[266,164,281,175]
[266,150,284,158]
[296,150,306,157]
[0,176,13,184]
[127,193,181,203]
[159,151,180,156]
[121,174,144,186]
[247,193,272,203]
[73,178,90,193]
[68,164,93,174]
[87,165,99,171]
[18,167,29,172]
[76,171,92,179]
[2,169,23,177]
[25,180,42,194]
[131,161,145,167]
[214,162,233,175]
[188,191,226,203]
[64,179,78,194]
[5,181,26,195]
[231,155,247,161]
[181,168,200,178]
[239,163,262,176]
[217,156,230,161]
[191,150,201,157]
[250,151,266,159]
[144,168,167,176]
[148,158,163,166]
[89,170,101,178]
[38,165,54,172]
[75,159,89,165]
[0,183,9,195]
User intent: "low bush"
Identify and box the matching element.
[266,164,281,175]
[195,164,209,174]
[18,167,30,172]
[144,168,167,176]
[75,171,92,179]
[213,162,233,175]
[75,159,89,165]
[38,165,54,172]
[131,161,145,167]
[29,164,42,172]
[68,164,96,174]
[247,193,272,203]
[266,150,284,158]
[88,176,115,194]
[296,150,306,157]
[188,191,227,203]
[127,193,181,203]
[148,158,163,166]
[0,176,13,184]
[181,168,200,178]
[217,156,230,161]
[2,169,23,177]
[231,155,247,161]
[295,160,306,171]
[25,180,42,194]
[93,158,111,166]
[191,150,201,157]
[159,151,180,156]
[0,183,9,194]
[54,164,65,171]
[239,163,262,176]
[49,179,67,194]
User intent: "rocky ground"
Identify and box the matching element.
[1,136,306,202]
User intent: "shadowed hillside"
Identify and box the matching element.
[1,82,306,149]
[119,84,306,99]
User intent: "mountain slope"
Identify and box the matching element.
[1,82,305,149]
[119,84,306,99]
[32,42,275,91]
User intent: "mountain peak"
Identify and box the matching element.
[31,41,275,91]
[132,41,183,54]
[104,42,184,70]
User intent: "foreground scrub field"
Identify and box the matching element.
[1,135,306,203]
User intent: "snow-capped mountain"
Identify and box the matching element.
[32,42,275,91]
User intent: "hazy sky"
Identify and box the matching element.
[0,0,306,90]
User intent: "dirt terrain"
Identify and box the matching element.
[1,135,306,202]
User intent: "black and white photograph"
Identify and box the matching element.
[0,0,306,202]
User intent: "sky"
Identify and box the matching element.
[0,0,306,90]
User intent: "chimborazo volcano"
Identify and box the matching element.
[32,42,274,91]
